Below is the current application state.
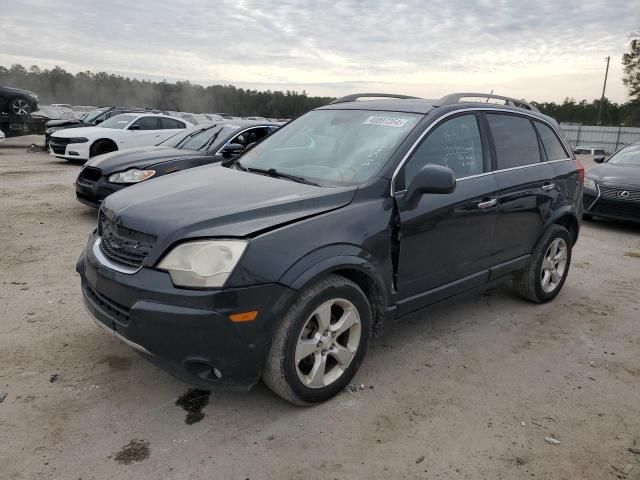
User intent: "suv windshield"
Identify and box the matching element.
[239,109,421,185]
[159,124,235,150]
[99,114,137,129]
[608,144,640,166]
[84,108,110,123]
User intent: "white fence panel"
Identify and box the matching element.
[559,124,640,153]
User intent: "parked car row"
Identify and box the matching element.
[74,120,279,206]
[74,92,589,404]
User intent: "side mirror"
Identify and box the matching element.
[402,164,456,210]
[128,124,140,131]
[220,143,245,157]
[593,155,605,163]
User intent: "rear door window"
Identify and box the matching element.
[402,114,484,185]
[534,121,568,161]
[487,114,541,169]
[131,116,160,130]
[160,117,186,129]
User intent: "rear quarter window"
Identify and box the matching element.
[534,121,569,161]
[487,114,540,169]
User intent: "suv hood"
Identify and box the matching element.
[587,163,640,186]
[102,165,357,253]
[85,146,205,173]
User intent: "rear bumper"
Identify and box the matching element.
[77,234,297,389]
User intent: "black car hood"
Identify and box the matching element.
[1,86,37,97]
[85,146,206,174]
[46,119,85,128]
[102,165,357,250]
[587,163,640,186]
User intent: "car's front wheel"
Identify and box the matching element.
[9,97,32,115]
[90,139,117,158]
[513,224,572,303]
[263,274,372,405]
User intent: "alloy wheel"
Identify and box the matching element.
[294,298,361,389]
[11,98,31,115]
[540,237,567,293]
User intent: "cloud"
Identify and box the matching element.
[0,0,637,102]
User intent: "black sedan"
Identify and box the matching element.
[583,141,640,224]
[75,120,278,207]
[0,85,39,115]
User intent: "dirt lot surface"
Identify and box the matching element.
[1,138,640,480]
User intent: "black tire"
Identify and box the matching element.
[513,225,572,303]
[8,96,32,115]
[263,274,372,405]
[90,139,117,158]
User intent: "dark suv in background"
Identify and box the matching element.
[77,92,583,405]
[0,85,39,115]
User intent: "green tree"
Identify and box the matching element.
[622,33,640,100]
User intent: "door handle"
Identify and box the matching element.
[477,198,498,209]
[542,183,556,191]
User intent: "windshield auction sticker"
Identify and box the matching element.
[363,116,408,127]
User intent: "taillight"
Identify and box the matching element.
[575,159,585,186]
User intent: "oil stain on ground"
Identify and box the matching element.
[114,439,150,464]
[175,389,211,424]
[98,355,132,371]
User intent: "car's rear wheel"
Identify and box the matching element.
[90,139,117,157]
[263,274,371,405]
[9,97,32,115]
[513,225,572,303]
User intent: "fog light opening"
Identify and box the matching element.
[212,367,222,379]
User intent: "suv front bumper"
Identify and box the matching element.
[77,235,296,390]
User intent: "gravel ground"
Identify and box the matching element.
[1,137,640,480]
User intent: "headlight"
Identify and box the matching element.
[108,169,156,184]
[157,240,248,288]
[584,177,597,191]
[67,137,88,143]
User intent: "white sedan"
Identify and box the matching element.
[49,113,191,161]
[0,129,5,143]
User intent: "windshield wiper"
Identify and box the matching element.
[201,127,224,151]
[246,167,321,186]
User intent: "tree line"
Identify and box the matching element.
[0,64,334,118]
[1,63,640,125]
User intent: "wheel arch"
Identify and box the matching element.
[547,209,580,246]
[90,138,118,156]
[283,254,390,329]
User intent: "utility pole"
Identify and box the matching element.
[596,56,610,126]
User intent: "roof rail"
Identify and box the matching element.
[436,92,539,112]
[330,93,422,105]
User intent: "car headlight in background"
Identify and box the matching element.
[108,169,156,184]
[584,177,597,191]
[158,240,248,288]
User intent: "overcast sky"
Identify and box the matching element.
[1,0,638,103]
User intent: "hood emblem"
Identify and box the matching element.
[618,190,630,199]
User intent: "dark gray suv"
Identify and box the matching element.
[76,92,584,404]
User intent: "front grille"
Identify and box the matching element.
[51,137,72,146]
[98,211,156,268]
[79,166,102,182]
[598,184,640,202]
[84,283,130,324]
[591,198,640,220]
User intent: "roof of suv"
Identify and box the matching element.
[317,92,550,120]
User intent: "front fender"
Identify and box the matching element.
[279,244,392,308]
